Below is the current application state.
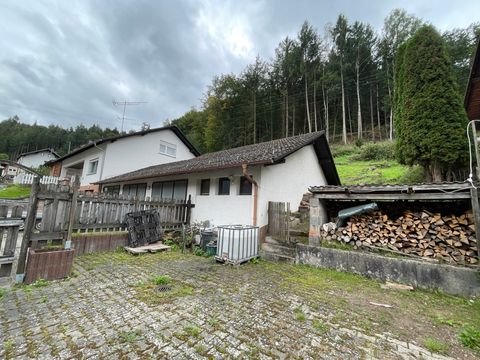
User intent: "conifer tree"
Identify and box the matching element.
[394,25,468,182]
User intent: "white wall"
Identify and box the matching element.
[258,145,327,227]
[18,152,57,168]
[60,146,105,186]
[102,129,196,180]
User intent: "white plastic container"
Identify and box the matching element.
[216,225,259,264]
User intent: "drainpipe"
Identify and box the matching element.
[242,163,258,226]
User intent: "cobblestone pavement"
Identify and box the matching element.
[0,251,471,359]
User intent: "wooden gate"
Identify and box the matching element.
[268,201,290,243]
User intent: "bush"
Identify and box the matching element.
[152,275,171,285]
[459,326,480,351]
[351,142,396,161]
[330,144,357,158]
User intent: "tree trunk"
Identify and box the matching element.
[370,84,374,141]
[341,60,347,144]
[313,71,318,132]
[292,102,296,136]
[376,82,382,141]
[253,92,257,144]
[286,90,289,137]
[428,162,444,183]
[356,59,362,139]
[305,72,312,133]
[386,63,393,141]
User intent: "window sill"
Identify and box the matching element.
[158,152,176,158]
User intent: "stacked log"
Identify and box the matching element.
[321,211,478,265]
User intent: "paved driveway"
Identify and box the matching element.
[0,251,475,359]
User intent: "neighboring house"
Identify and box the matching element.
[47,126,200,192]
[0,160,18,178]
[17,148,59,169]
[97,131,340,239]
[465,35,480,121]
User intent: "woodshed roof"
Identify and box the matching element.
[98,131,340,185]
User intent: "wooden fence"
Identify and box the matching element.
[0,200,28,281]
[1,177,194,283]
[268,201,290,243]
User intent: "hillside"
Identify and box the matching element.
[331,142,424,185]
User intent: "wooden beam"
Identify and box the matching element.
[470,187,480,259]
[65,177,80,248]
[315,193,471,200]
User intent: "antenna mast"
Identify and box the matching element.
[112,100,147,132]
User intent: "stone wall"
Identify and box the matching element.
[296,244,480,297]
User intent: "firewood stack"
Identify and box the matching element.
[321,211,478,265]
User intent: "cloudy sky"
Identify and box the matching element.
[0,0,478,131]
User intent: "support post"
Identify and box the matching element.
[309,197,321,246]
[65,177,80,249]
[16,176,41,282]
[470,187,480,258]
[473,125,480,180]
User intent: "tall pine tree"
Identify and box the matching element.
[394,25,468,182]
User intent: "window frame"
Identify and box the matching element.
[159,140,177,158]
[87,158,99,175]
[151,179,188,202]
[200,179,210,195]
[218,177,230,195]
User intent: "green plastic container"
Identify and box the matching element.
[206,242,217,256]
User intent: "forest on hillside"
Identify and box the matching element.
[0,9,478,159]
[173,10,479,153]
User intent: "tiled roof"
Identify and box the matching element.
[99,131,333,184]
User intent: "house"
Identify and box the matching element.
[97,131,340,239]
[465,35,480,121]
[17,148,59,169]
[0,160,18,179]
[47,126,200,192]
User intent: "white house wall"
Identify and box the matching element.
[18,152,57,168]
[60,146,105,185]
[101,129,196,180]
[258,145,328,227]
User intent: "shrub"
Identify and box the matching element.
[351,142,396,161]
[459,326,480,351]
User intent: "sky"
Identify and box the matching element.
[0,0,478,132]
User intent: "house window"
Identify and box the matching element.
[87,159,98,175]
[239,176,252,195]
[218,177,230,195]
[159,140,177,158]
[152,180,188,202]
[122,183,147,199]
[200,179,210,195]
[103,185,120,195]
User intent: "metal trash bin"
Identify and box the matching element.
[216,225,259,264]
[200,230,216,251]
[206,242,217,256]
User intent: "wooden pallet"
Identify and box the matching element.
[124,242,171,255]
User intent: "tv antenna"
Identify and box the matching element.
[112,100,147,132]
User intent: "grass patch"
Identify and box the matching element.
[294,308,306,321]
[132,276,194,305]
[423,338,449,354]
[195,344,208,356]
[459,326,480,351]
[118,329,142,343]
[0,184,31,199]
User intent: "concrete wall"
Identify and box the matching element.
[102,129,196,180]
[296,244,480,297]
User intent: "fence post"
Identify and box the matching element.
[65,177,80,249]
[185,195,192,225]
[15,176,41,282]
[470,187,480,258]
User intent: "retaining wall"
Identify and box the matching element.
[71,233,129,256]
[296,244,480,297]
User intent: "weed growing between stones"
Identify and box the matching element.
[294,308,306,321]
[118,329,143,343]
[152,275,171,285]
[195,344,208,356]
[184,325,202,338]
[423,338,449,354]
[3,338,14,358]
[312,319,329,334]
